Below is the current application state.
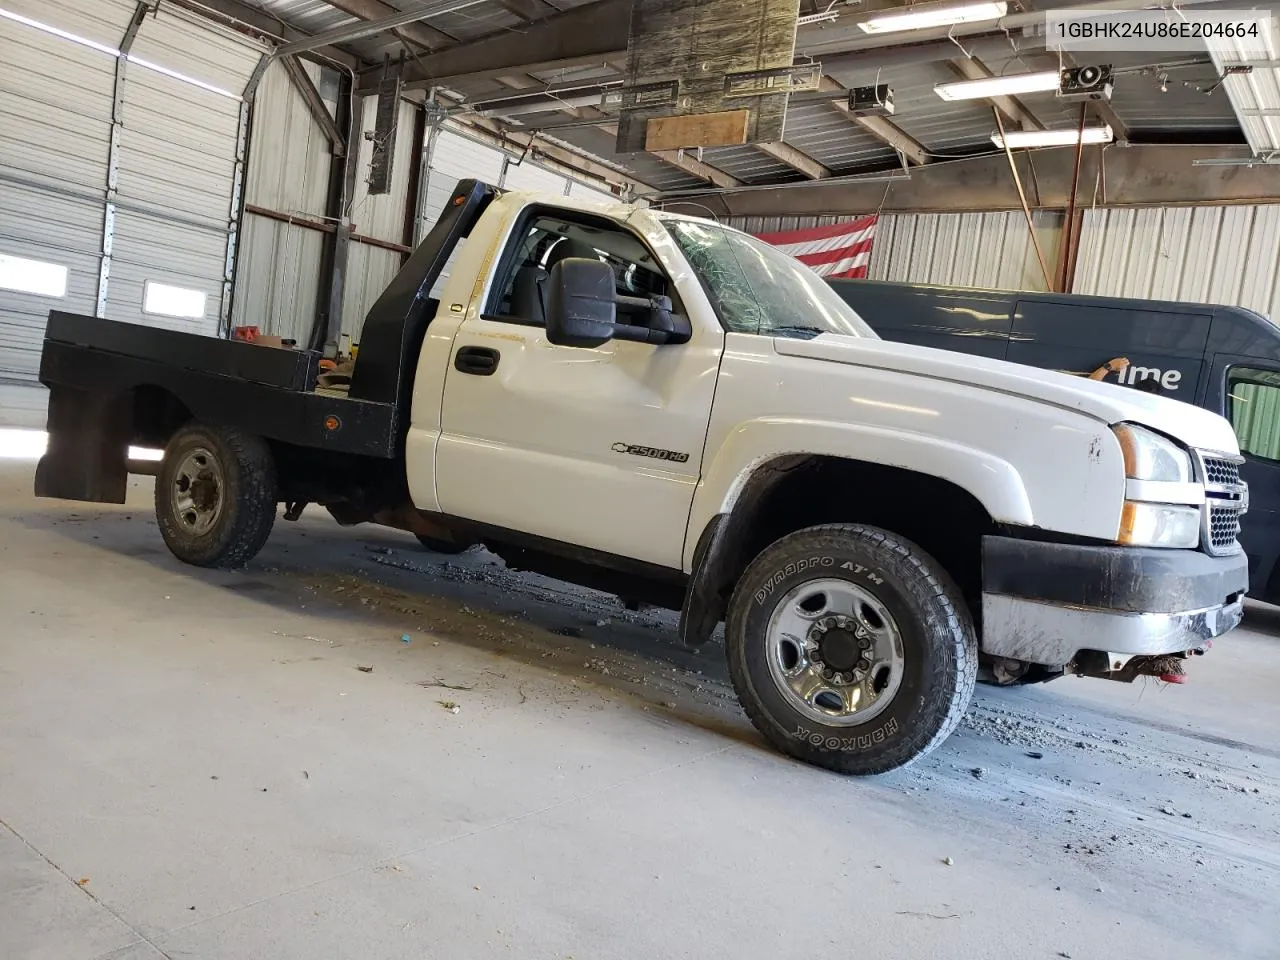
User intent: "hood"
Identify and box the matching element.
[774,334,1241,456]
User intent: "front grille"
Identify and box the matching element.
[1203,456,1242,487]
[1209,504,1242,550]
[1196,450,1247,556]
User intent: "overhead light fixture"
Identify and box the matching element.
[858,1,1007,34]
[992,125,1114,149]
[935,70,1059,101]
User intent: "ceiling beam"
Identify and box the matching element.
[754,140,831,179]
[663,144,1270,217]
[595,122,741,188]
[277,0,482,56]
[818,77,928,165]
[324,0,458,50]
[280,56,346,155]
[166,0,362,69]
[358,0,630,91]
[945,59,1045,132]
[463,117,654,194]
[494,0,561,22]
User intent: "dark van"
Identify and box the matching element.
[829,279,1280,603]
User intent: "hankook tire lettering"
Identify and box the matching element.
[792,718,899,750]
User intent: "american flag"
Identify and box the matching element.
[755,215,878,279]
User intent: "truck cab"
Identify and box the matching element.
[34,180,1249,775]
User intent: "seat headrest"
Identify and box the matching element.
[545,237,598,270]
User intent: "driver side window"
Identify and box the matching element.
[486,212,676,328]
[1228,367,1280,462]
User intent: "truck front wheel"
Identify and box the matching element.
[155,424,277,568]
[725,524,977,775]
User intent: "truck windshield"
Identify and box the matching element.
[663,219,876,340]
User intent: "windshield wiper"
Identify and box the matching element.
[771,325,824,339]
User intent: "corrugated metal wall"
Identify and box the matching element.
[730,210,1063,291]
[340,96,419,340]
[1073,205,1280,319]
[233,59,337,342]
[872,211,1062,290]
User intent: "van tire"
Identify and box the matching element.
[155,424,277,568]
[725,523,977,775]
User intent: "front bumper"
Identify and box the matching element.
[980,535,1248,666]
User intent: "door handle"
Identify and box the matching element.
[454,345,500,376]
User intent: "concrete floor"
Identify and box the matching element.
[1,460,1278,960]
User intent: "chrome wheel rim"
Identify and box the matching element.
[765,577,905,727]
[171,446,224,536]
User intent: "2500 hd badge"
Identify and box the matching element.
[611,442,690,463]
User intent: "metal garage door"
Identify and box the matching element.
[0,0,266,393]
[109,5,266,336]
[0,0,137,383]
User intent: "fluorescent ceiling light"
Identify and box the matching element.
[992,126,1114,149]
[858,1,1007,34]
[936,70,1059,101]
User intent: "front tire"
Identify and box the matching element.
[725,523,977,775]
[155,424,277,568]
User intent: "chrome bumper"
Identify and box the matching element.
[980,536,1248,667]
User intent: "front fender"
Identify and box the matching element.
[684,418,1034,570]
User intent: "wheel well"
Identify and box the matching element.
[698,456,997,635]
[131,385,193,449]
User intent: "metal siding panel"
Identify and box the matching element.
[232,214,324,343]
[243,60,334,216]
[1146,206,1191,301]
[1207,205,1253,306]
[348,97,417,243]
[1178,206,1224,303]
[1240,207,1280,320]
[341,243,401,342]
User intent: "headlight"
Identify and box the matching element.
[1118,501,1201,548]
[1113,423,1193,483]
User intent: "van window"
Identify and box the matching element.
[1227,367,1280,461]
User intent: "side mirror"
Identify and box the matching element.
[546,258,617,348]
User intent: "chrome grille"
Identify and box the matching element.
[1196,450,1247,556]
[1202,456,1242,487]
[1209,504,1242,550]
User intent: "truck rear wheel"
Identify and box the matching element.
[725,524,977,775]
[155,424,277,568]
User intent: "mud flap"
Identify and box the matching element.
[34,386,131,504]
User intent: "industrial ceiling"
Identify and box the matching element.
[179,0,1280,195]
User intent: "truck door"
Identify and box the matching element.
[1207,357,1280,601]
[434,208,722,568]
[1007,299,1210,398]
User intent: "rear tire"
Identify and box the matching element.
[415,534,470,554]
[725,523,977,775]
[155,423,277,568]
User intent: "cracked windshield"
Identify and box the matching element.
[664,219,876,341]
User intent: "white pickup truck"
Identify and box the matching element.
[35,178,1249,774]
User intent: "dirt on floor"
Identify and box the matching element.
[1,462,1277,960]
